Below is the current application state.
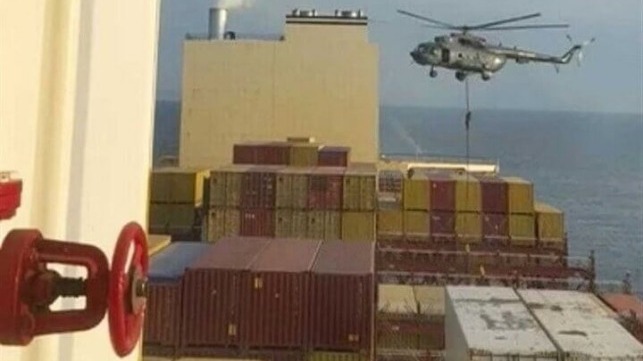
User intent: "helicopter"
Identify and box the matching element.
[399,9,595,81]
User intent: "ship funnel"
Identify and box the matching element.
[209,7,227,40]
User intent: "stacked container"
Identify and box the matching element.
[376,168,405,241]
[342,163,378,242]
[534,201,566,251]
[149,167,208,241]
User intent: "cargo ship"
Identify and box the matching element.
[143,7,643,361]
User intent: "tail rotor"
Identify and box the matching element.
[566,34,595,66]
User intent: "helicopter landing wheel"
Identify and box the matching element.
[429,68,438,78]
[481,72,492,81]
[455,71,467,81]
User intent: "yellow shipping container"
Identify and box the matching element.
[378,284,417,318]
[343,164,377,211]
[307,352,368,361]
[453,174,481,212]
[509,214,536,247]
[149,203,198,229]
[275,209,308,238]
[341,211,375,241]
[403,211,430,238]
[150,167,208,205]
[455,212,482,244]
[207,208,240,242]
[403,175,429,211]
[505,176,535,214]
[535,201,565,245]
[308,211,341,240]
[377,210,403,237]
[290,143,319,167]
[276,168,310,209]
[413,286,445,316]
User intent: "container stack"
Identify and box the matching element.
[534,201,566,252]
[149,167,208,241]
[342,163,378,242]
[232,139,350,168]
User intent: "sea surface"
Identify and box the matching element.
[154,101,643,294]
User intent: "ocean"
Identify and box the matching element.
[154,101,643,293]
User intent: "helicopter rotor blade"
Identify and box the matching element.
[397,9,458,29]
[469,12,541,30]
[475,24,570,31]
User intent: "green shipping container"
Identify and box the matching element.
[377,210,404,237]
[535,202,565,250]
[403,211,430,239]
[341,211,375,241]
[150,167,209,205]
[509,214,536,247]
[276,168,310,209]
[343,163,377,211]
[209,165,246,208]
[206,208,240,242]
[455,212,482,244]
[275,209,308,238]
[149,203,199,229]
[307,211,341,240]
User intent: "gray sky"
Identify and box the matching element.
[155,0,643,114]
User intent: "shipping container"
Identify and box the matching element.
[508,214,536,247]
[318,146,350,167]
[376,329,419,350]
[276,168,311,209]
[601,293,643,322]
[403,174,429,211]
[307,352,367,361]
[275,209,308,239]
[504,176,534,214]
[343,163,377,211]
[519,289,643,360]
[149,203,201,229]
[413,286,445,317]
[378,284,417,319]
[145,243,211,348]
[182,237,271,348]
[430,212,455,236]
[290,143,320,167]
[428,172,455,212]
[481,213,508,239]
[259,142,292,165]
[147,234,172,256]
[309,167,344,210]
[240,166,280,209]
[535,202,565,241]
[150,167,209,205]
[243,238,322,349]
[477,176,508,214]
[377,210,403,238]
[445,286,559,361]
[452,174,481,212]
[307,211,342,240]
[233,142,262,164]
[207,208,240,242]
[342,211,376,242]
[454,212,481,244]
[310,241,375,353]
[378,169,404,194]
[210,165,248,207]
[403,211,430,239]
[240,208,275,237]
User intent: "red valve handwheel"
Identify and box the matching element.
[108,222,149,357]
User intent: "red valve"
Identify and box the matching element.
[0,173,22,220]
[0,222,149,358]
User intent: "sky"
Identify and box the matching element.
[155,0,643,114]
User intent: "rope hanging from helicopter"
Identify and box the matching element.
[464,78,472,173]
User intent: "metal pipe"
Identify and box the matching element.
[209,7,227,40]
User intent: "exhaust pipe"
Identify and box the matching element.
[209,7,227,40]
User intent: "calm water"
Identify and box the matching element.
[154,101,643,293]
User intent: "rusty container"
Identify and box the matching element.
[482,213,509,241]
[308,167,344,210]
[429,211,455,236]
[307,211,342,240]
[377,210,403,238]
[428,172,455,212]
[240,166,280,209]
[403,211,430,240]
[504,176,535,214]
[242,238,322,349]
[181,237,271,348]
[240,208,275,237]
[453,173,481,212]
[508,214,536,247]
[343,163,377,211]
[310,240,375,353]
[210,165,249,208]
[455,212,482,244]
[275,209,308,239]
[477,175,508,214]
[341,211,376,242]
[318,146,350,167]
[207,208,240,242]
[145,243,211,348]
[276,168,311,209]
[403,173,430,211]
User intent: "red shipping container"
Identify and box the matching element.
[482,213,509,239]
[478,176,508,214]
[428,173,455,211]
[430,211,455,235]
[181,237,271,348]
[318,146,350,167]
[309,241,375,353]
[240,166,279,209]
[308,167,344,210]
[233,143,260,164]
[257,142,292,165]
[240,208,275,237]
[242,238,322,349]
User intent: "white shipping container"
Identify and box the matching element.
[519,289,643,361]
[378,284,417,316]
[445,286,559,361]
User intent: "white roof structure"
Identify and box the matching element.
[446,286,558,357]
[519,289,643,360]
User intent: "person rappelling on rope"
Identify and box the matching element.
[465,110,472,131]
